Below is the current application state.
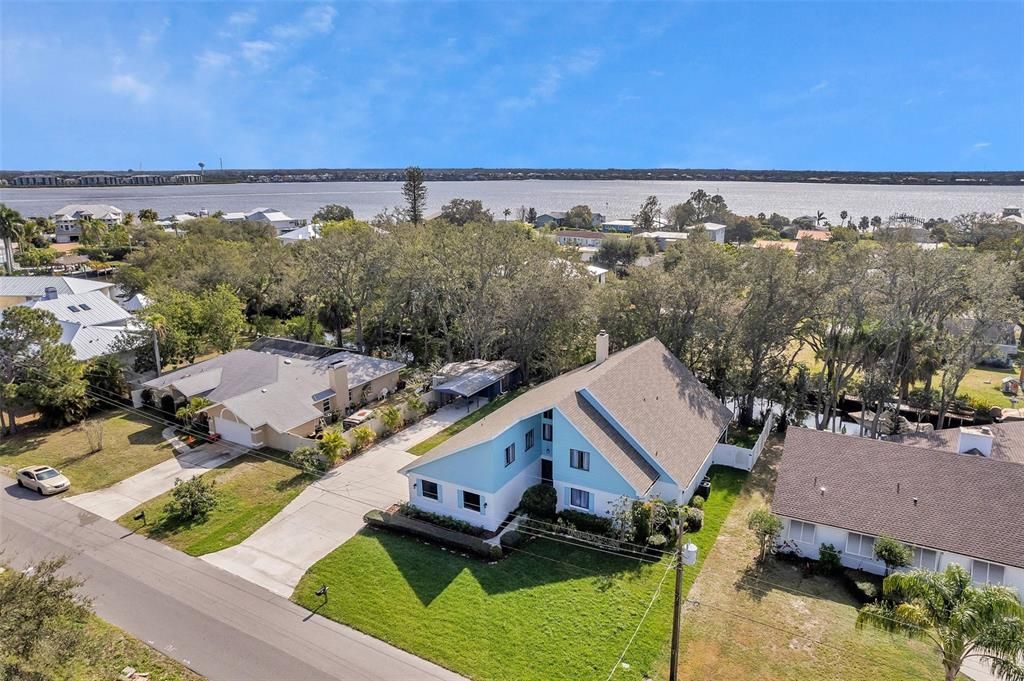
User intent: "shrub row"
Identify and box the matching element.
[397,502,488,537]
[364,509,501,560]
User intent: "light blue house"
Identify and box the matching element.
[400,334,734,531]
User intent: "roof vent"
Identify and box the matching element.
[913,497,918,506]
[896,482,900,494]
[819,487,826,496]
[261,388,268,393]
[283,359,292,364]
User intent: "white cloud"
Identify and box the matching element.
[228,10,257,27]
[271,5,337,40]
[197,50,231,70]
[139,17,170,48]
[109,74,153,102]
[241,40,276,67]
[809,79,829,93]
[499,49,599,111]
[972,141,991,150]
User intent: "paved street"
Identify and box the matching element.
[64,441,241,520]
[0,478,464,681]
[202,399,483,596]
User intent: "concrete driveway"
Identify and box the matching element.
[65,442,241,520]
[202,399,482,597]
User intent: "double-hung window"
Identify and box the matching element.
[542,423,553,442]
[787,520,816,544]
[910,547,938,571]
[525,429,535,451]
[569,449,590,471]
[420,480,439,501]
[504,443,516,467]
[971,560,1005,585]
[846,532,876,558]
[462,491,482,513]
[569,488,590,509]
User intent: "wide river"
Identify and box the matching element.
[1,179,1020,222]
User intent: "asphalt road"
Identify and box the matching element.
[0,478,464,681]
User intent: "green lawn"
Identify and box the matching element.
[293,466,746,681]
[117,454,314,556]
[659,439,958,681]
[408,388,529,455]
[0,411,174,493]
[67,617,203,681]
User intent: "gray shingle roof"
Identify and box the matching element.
[895,422,1024,466]
[404,338,732,493]
[774,428,1024,569]
[144,347,405,433]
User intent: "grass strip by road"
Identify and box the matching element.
[70,617,204,681]
[0,411,174,493]
[294,466,745,681]
[118,454,314,556]
[657,439,955,681]
[407,387,528,455]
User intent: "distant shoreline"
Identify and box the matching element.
[3,168,1023,188]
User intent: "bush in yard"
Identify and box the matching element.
[318,430,350,464]
[817,543,843,576]
[351,425,376,452]
[747,508,784,563]
[406,394,427,418]
[519,484,557,519]
[165,475,219,522]
[291,446,327,474]
[873,535,911,575]
[683,506,704,532]
[379,406,403,435]
[631,500,653,545]
[500,530,527,552]
[689,494,704,510]
[647,533,668,549]
[558,508,613,536]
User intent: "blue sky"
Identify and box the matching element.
[2,1,1021,171]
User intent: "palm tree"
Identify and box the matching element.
[503,208,512,221]
[856,565,1024,681]
[815,210,827,228]
[839,210,849,226]
[0,204,25,275]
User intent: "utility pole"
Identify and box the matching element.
[669,510,698,681]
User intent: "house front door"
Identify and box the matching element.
[541,458,553,485]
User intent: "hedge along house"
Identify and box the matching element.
[143,339,404,451]
[773,428,1024,592]
[399,334,736,532]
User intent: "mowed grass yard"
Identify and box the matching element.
[293,466,746,681]
[408,388,528,455]
[117,454,314,556]
[657,438,956,681]
[65,617,203,681]
[0,411,174,493]
[792,343,1019,409]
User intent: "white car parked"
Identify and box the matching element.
[16,466,70,495]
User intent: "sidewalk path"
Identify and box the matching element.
[202,400,482,597]
[65,440,241,520]
[1,477,464,681]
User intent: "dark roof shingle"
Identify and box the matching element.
[774,428,1024,569]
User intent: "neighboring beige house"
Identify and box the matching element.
[52,204,124,243]
[555,230,606,248]
[222,208,307,234]
[143,338,405,450]
[0,276,115,310]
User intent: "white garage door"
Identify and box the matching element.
[213,417,254,447]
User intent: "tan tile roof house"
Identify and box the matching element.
[774,427,1024,591]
